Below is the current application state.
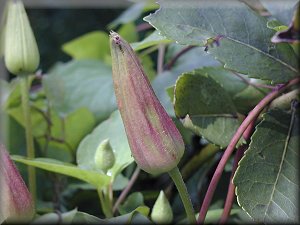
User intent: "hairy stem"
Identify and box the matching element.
[168,166,196,224]
[20,76,36,204]
[197,77,300,224]
[113,166,141,214]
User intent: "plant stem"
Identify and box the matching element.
[197,77,300,224]
[20,75,36,204]
[168,166,196,224]
[157,44,166,74]
[97,188,113,218]
[113,166,141,214]
[219,145,245,224]
[164,46,196,70]
[219,119,256,224]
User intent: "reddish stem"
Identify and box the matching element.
[219,118,257,224]
[136,23,153,32]
[219,145,245,224]
[112,167,141,214]
[164,46,196,70]
[197,77,300,224]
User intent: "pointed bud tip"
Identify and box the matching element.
[151,190,173,224]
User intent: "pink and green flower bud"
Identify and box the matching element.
[0,144,34,223]
[4,0,40,75]
[109,31,184,175]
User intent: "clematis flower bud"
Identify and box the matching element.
[4,0,40,75]
[0,144,34,223]
[109,31,184,175]
[151,190,173,224]
[94,139,115,173]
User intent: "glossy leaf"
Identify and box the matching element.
[174,70,243,147]
[144,0,299,83]
[77,110,133,179]
[233,109,299,223]
[12,156,110,188]
[43,60,116,121]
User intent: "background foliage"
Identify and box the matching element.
[0,0,299,224]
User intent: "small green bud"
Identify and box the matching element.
[151,191,173,224]
[4,0,40,75]
[94,139,115,172]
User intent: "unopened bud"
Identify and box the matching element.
[109,31,184,175]
[0,144,34,223]
[151,191,173,224]
[94,139,115,173]
[4,0,40,75]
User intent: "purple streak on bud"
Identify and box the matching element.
[109,31,184,175]
[0,144,34,223]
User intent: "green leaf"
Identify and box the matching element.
[260,0,298,25]
[106,206,151,224]
[72,211,102,223]
[118,192,145,215]
[12,156,110,188]
[108,1,158,29]
[118,23,138,43]
[43,60,116,121]
[113,173,129,191]
[77,110,134,179]
[195,67,269,114]
[233,109,299,223]
[62,31,110,60]
[267,20,289,32]
[144,0,299,83]
[5,80,96,154]
[174,70,243,147]
[152,44,220,116]
[32,208,78,224]
[50,108,96,151]
[178,209,241,224]
[131,30,172,51]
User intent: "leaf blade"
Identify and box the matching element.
[144,0,299,83]
[233,109,299,223]
[12,156,110,188]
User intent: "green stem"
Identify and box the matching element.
[20,75,36,204]
[97,187,113,218]
[168,166,196,224]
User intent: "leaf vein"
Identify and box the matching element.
[224,37,298,73]
[264,109,296,220]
